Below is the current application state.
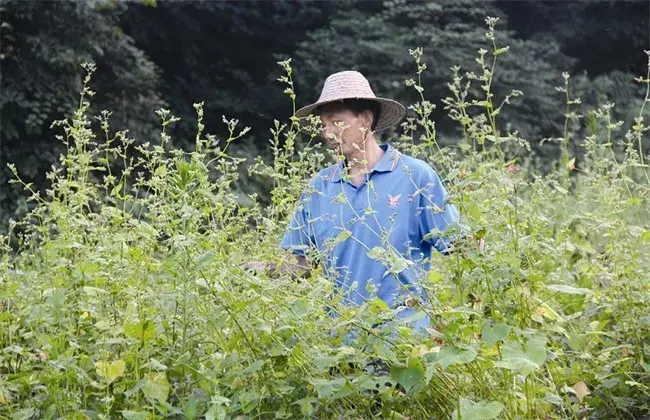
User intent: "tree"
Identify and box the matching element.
[1,0,164,231]
[290,0,577,152]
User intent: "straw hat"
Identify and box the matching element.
[295,71,406,132]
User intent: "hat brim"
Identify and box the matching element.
[295,97,406,133]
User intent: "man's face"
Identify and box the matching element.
[317,104,372,156]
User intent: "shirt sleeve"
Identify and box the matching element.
[418,166,462,254]
[280,198,313,256]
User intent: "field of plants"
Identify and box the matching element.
[1,20,650,419]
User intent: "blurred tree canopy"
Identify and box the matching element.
[1,0,649,230]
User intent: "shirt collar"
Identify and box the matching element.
[329,144,401,183]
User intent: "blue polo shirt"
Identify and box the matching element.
[280,144,461,322]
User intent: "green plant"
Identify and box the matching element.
[1,18,649,420]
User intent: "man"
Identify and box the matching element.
[254,70,462,331]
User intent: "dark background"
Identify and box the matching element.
[1,0,649,231]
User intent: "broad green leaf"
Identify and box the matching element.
[565,330,587,352]
[425,346,477,369]
[297,398,314,417]
[366,247,386,260]
[310,378,346,398]
[11,407,36,420]
[481,322,510,346]
[121,411,152,420]
[428,270,443,282]
[389,257,411,274]
[494,357,539,373]
[367,297,390,314]
[95,360,126,383]
[124,320,156,342]
[205,404,227,420]
[547,284,593,295]
[143,372,170,404]
[500,341,527,361]
[313,355,340,372]
[524,336,548,365]
[11,408,36,420]
[390,358,425,393]
[452,400,504,420]
[497,336,547,375]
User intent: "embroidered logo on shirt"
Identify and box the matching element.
[387,194,402,209]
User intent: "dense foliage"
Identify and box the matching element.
[1,19,650,419]
[2,0,649,231]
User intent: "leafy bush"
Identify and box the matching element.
[1,19,649,419]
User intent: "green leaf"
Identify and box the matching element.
[494,357,539,373]
[481,322,510,347]
[366,246,386,260]
[554,185,568,195]
[243,359,265,374]
[547,284,593,295]
[452,400,504,420]
[425,346,477,369]
[194,249,216,267]
[367,297,390,314]
[205,404,227,420]
[428,270,443,282]
[335,229,351,243]
[112,180,124,198]
[313,355,340,372]
[496,336,547,375]
[124,320,156,342]
[297,398,314,417]
[143,372,170,404]
[390,358,425,393]
[11,407,35,420]
[184,396,198,420]
[148,358,167,371]
[121,411,152,420]
[124,378,147,398]
[641,360,650,373]
[388,256,412,275]
[310,378,346,398]
[565,330,587,352]
[95,359,126,383]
